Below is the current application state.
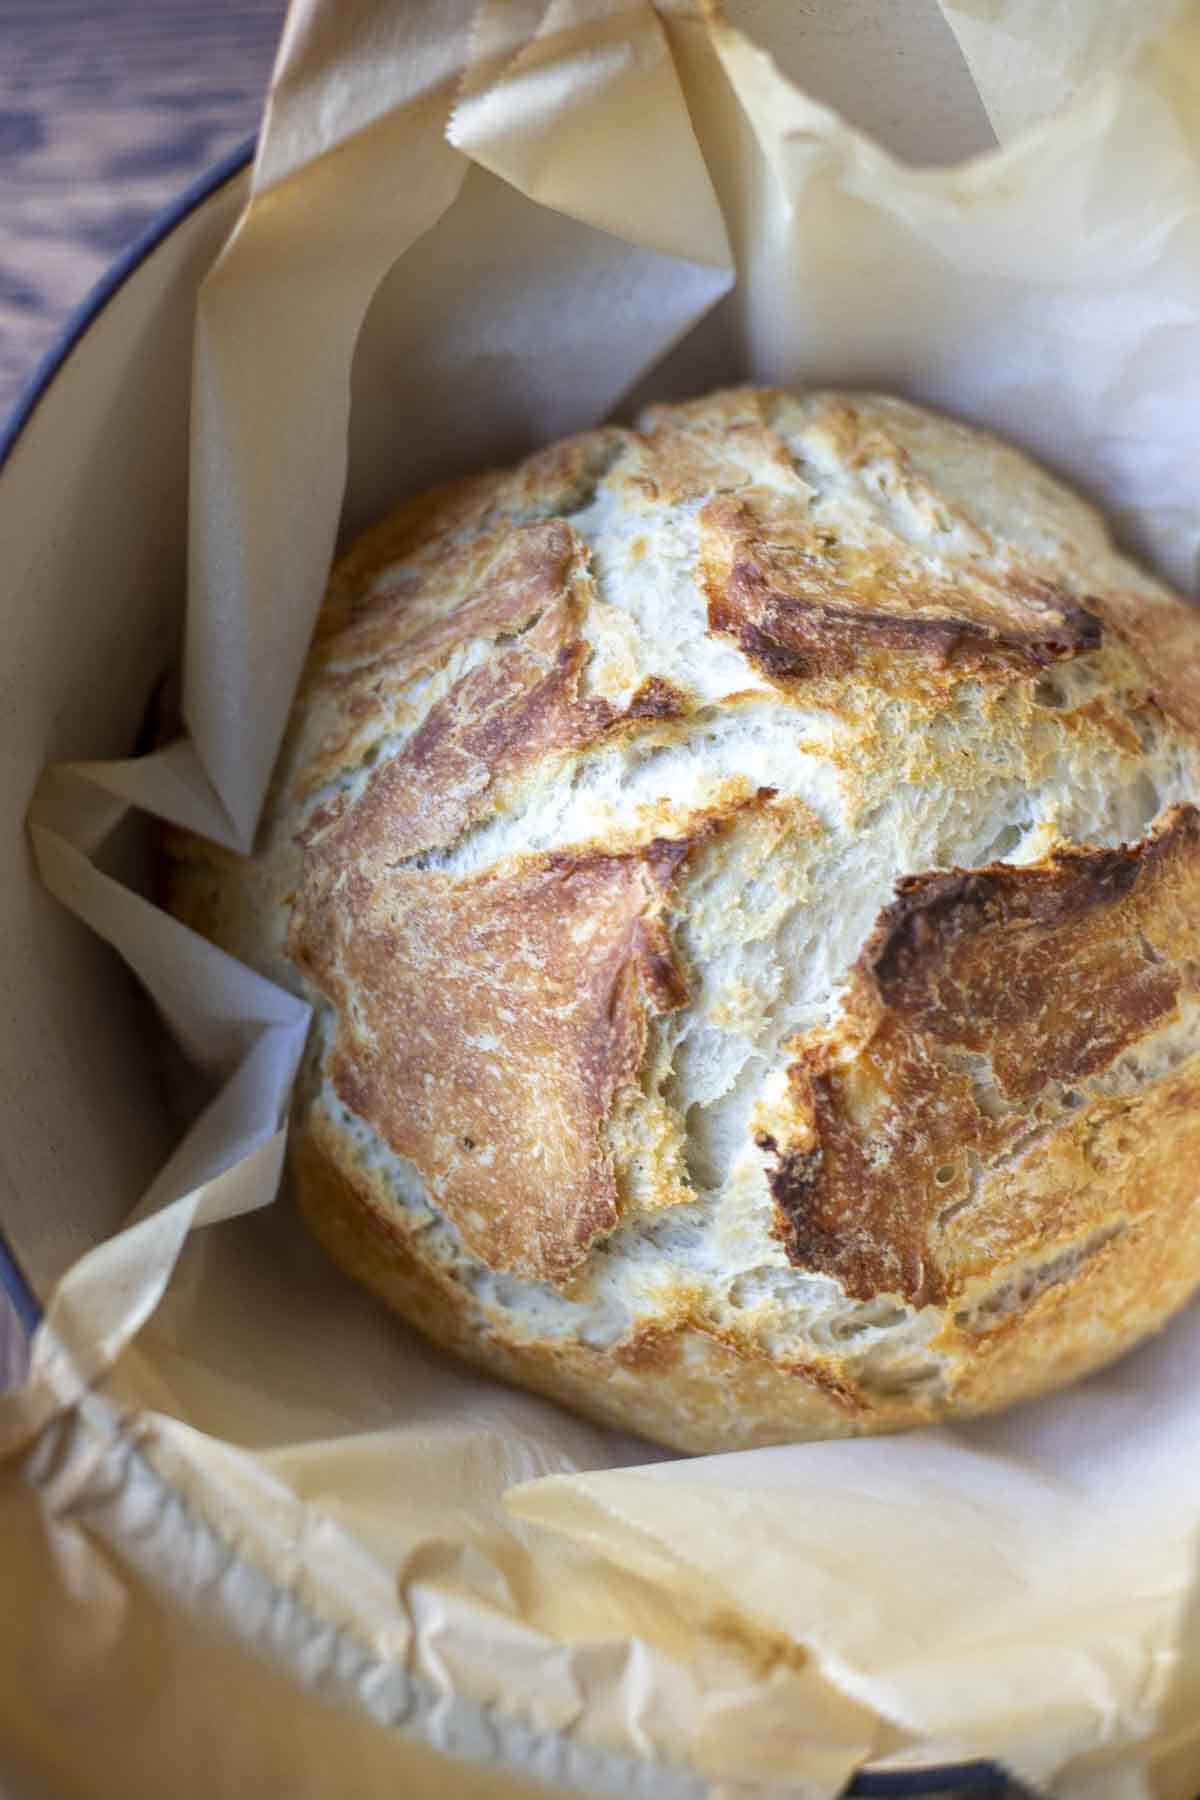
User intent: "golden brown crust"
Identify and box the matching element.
[1079,582,1200,740]
[299,633,592,865]
[765,804,1200,1306]
[700,492,1101,690]
[297,558,688,878]
[321,429,629,634]
[643,386,1200,729]
[866,813,1195,1096]
[941,1044,1200,1413]
[292,1117,893,1454]
[615,387,800,506]
[292,523,590,808]
[292,1028,1200,1454]
[291,828,721,1285]
[162,385,1200,1451]
[319,521,580,684]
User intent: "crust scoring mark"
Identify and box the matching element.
[290,808,764,1286]
[954,1222,1128,1332]
[765,805,1200,1308]
[701,495,1103,689]
[292,849,686,1286]
[297,524,690,877]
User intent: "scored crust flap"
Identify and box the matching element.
[292,833,709,1285]
[763,804,1200,1315]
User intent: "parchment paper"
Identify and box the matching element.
[4,2,1200,1795]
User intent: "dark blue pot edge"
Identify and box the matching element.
[0,1224,39,1336]
[0,134,256,475]
[0,127,1024,1800]
[848,1762,1022,1797]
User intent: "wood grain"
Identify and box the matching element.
[0,1,283,1384]
[0,0,282,413]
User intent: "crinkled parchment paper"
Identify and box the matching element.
[3,2,1200,1795]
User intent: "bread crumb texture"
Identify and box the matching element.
[166,389,1200,1452]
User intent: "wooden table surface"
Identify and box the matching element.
[0,1,284,1382]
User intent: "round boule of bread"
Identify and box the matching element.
[165,387,1200,1454]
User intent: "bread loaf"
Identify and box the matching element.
[166,388,1200,1452]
